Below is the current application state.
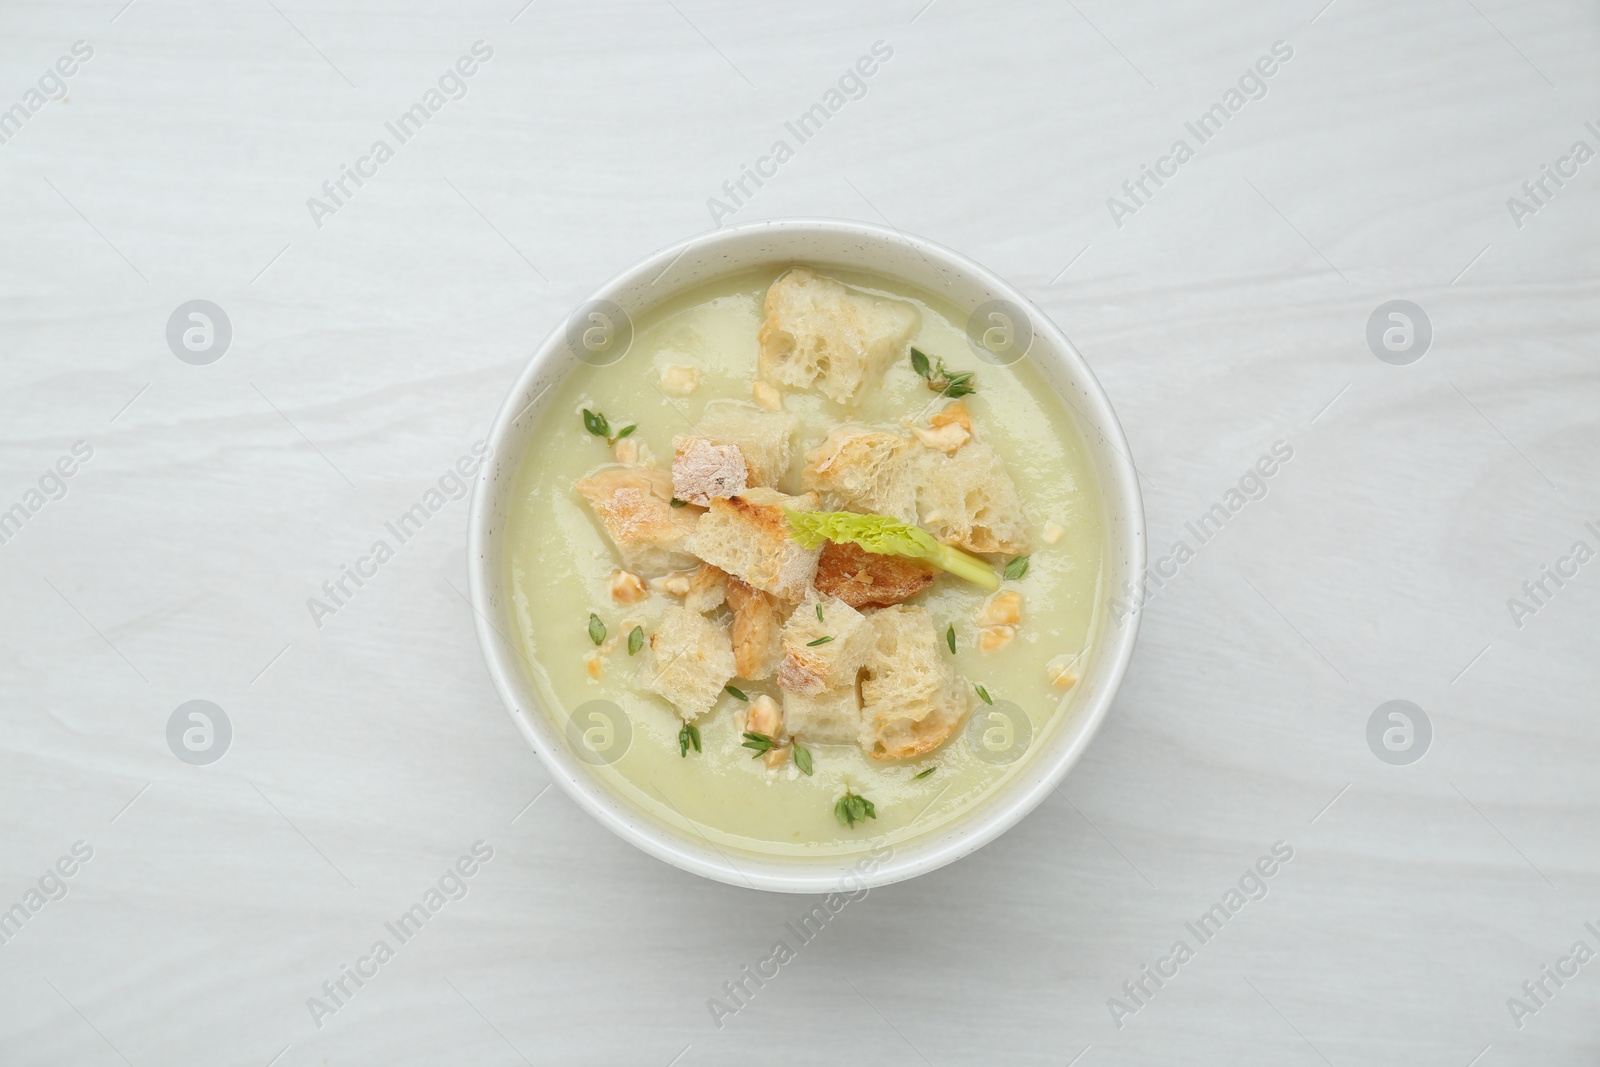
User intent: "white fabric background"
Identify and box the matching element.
[1,1,1596,1064]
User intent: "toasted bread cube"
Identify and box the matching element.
[688,487,820,601]
[671,435,748,507]
[726,576,786,680]
[813,540,935,609]
[859,605,969,761]
[915,442,1030,556]
[574,466,700,576]
[777,592,876,696]
[783,684,862,746]
[642,605,735,720]
[695,400,798,488]
[802,426,919,524]
[758,267,918,404]
[683,563,727,614]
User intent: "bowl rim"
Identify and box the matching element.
[467,216,1146,893]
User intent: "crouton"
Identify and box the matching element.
[802,426,919,524]
[758,267,918,404]
[777,592,876,696]
[803,424,1030,556]
[813,540,935,609]
[859,605,969,761]
[726,576,786,679]
[574,466,700,576]
[672,435,748,507]
[688,487,821,601]
[642,605,736,720]
[683,563,727,614]
[783,684,862,746]
[695,400,798,488]
[915,441,1030,555]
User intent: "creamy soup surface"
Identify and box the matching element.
[504,267,1107,858]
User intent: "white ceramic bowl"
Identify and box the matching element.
[468,218,1145,893]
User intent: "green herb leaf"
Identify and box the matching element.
[914,767,936,779]
[742,731,776,757]
[1003,555,1030,581]
[806,635,834,647]
[670,497,688,507]
[725,684,748,701]
[834,789,877,829]
[816,602,825,622]
[946,623,957,654]
[913,352,979,397]
[975,684,993,705]
[627,626,644,656]
[588,613,605,646]
[794,744,814,776]
[678,722,701,757]
[614,423,636,441]
[582,409,609,439]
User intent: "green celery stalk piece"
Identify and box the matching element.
[785,509,1000,592]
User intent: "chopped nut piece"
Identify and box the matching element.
[746,693,783,738]
[930,401,972,432]
[978,625,1015,652]
[650,573,692,597]
[660,363,700,395]
[1047,655,1080,690]
[614,437,639,464]
[763,746,789,769]
[751,380,783,411]
[978,590,1023,627]
[609,569,649,604]
[1042,521,1065,545]
[584,651,604,679]
[912,421,971,453]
